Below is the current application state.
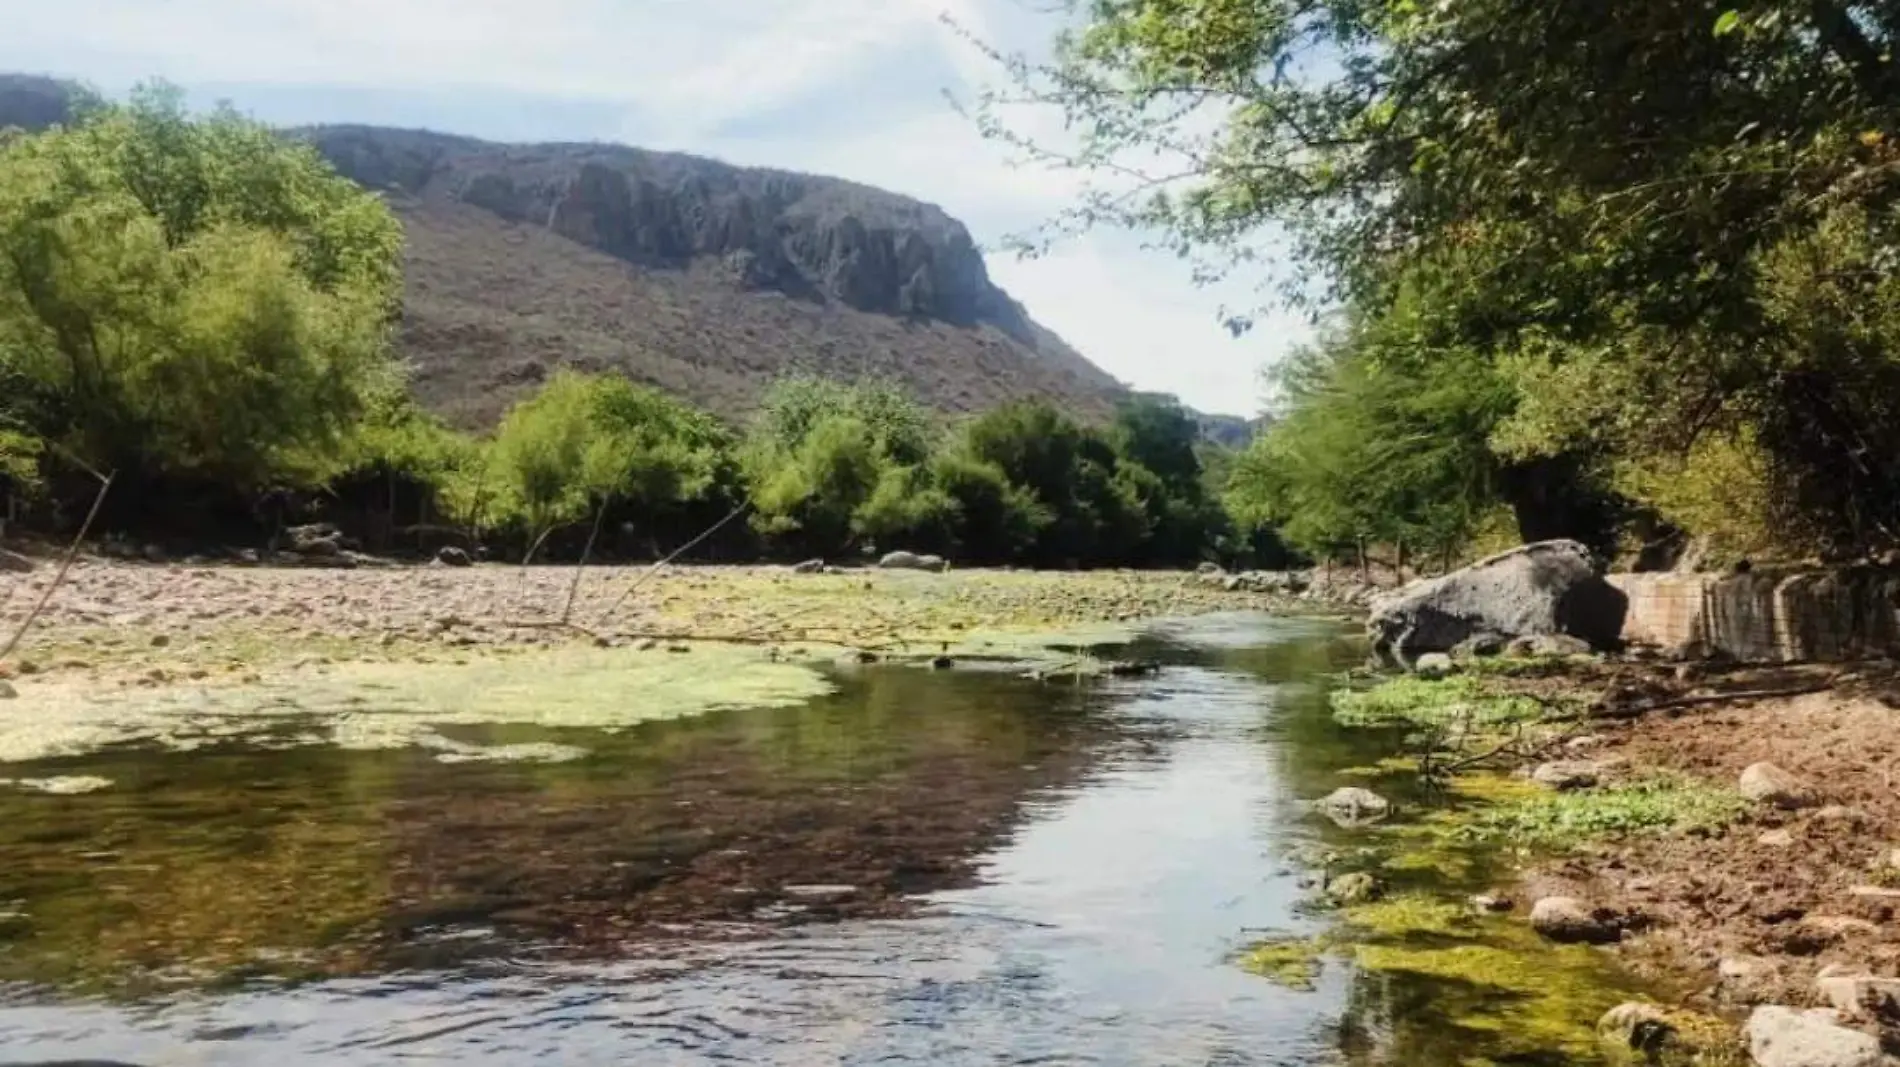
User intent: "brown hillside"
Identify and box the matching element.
[1,77,1130,427]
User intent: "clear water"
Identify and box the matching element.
[0,612,1632,1065]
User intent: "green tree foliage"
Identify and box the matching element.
[488,371,727,552]
[985,0,1900,559]
[955,400,1155,565]
[0,81,402,492]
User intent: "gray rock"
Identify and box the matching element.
[1316,787,1391,825]
[1471,893,1515,913]
[234,548,261,565]
[1745,1005,1884,1067]
[1529,896,1622,944]
[1366,541,1625,664]
[1505,633,1596,658]
[1413,652,1456,678]
[791,558,826,575]
[1326,871,1383,905]
[878,551,947,573]
[1450,631,1509,659]
[1741,762,1815,809]
[1759,828,1797,848]
[1222,575,1244,592]
[1195,561,1224,576]
[435,546,473,568]
[1815,967,1900,1021]
[0,548,32,573]
[1597,1002,1675,1053]
[1531,760,1603,791]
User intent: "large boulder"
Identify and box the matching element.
[1367,540,1626,665]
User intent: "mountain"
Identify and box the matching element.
[0,75,1129,428]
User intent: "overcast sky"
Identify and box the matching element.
[1,0,1312,416]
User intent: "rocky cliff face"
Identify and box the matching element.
[0,75,1129,426]
[303,126,1052,343]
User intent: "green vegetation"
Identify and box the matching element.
[0,82,400,505]
[0,86,1266,566]
[989,0,1900,564]
[1232,934,1327,990]
[1460,778,1751,849]
[1330,676,1547,732]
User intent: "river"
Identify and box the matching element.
[0,611,1645,1065]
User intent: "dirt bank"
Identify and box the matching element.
[1505,661,1900,1027]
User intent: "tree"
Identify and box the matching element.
[489,370,726,555]
[955,400,1150,566]
[984,0,1900,557]
[0,81,402,496]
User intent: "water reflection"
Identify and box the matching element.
[0,612,1656,1065]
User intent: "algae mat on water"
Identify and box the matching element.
[0,645,835,763]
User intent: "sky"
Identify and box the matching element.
[0,0,1312,417]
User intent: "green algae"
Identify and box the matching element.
[0,645,834,763]
[1330,676,1548,731]
[1234,935,1327,991]
[1459,776,1749,848]
[1341,894,1474,938]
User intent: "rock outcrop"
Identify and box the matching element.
[1367,541,1627,665]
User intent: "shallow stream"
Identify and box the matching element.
[0,612,1655,1064]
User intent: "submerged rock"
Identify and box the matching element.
[1529,896,1622,944]
[1597,1002,1675,1054]
[1316,787,1391,825]
[1741,762,1815,809]
[1366,540,1625,664]
[1745,1005,1884,1067]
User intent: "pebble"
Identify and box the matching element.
[1740,762,1816,809]
[1530,896,1622,944]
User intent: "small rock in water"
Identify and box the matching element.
[1597,1002,1675,1053]
[1745,1004,1884,1067]
[877,550,947,573]
[1412,652,1455,678]
[1740,762,1815,809]
[1471,893,1515,913]
[1529,896,1622,944]
[1316,787,1392,825]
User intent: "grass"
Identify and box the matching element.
[1457,776,1750,849]
[1329,675,1549,731]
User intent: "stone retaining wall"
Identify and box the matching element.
[1609,568,1900,662]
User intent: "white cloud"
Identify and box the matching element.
[0,0,1309,414]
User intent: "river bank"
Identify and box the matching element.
[1328,653,1900,1063]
